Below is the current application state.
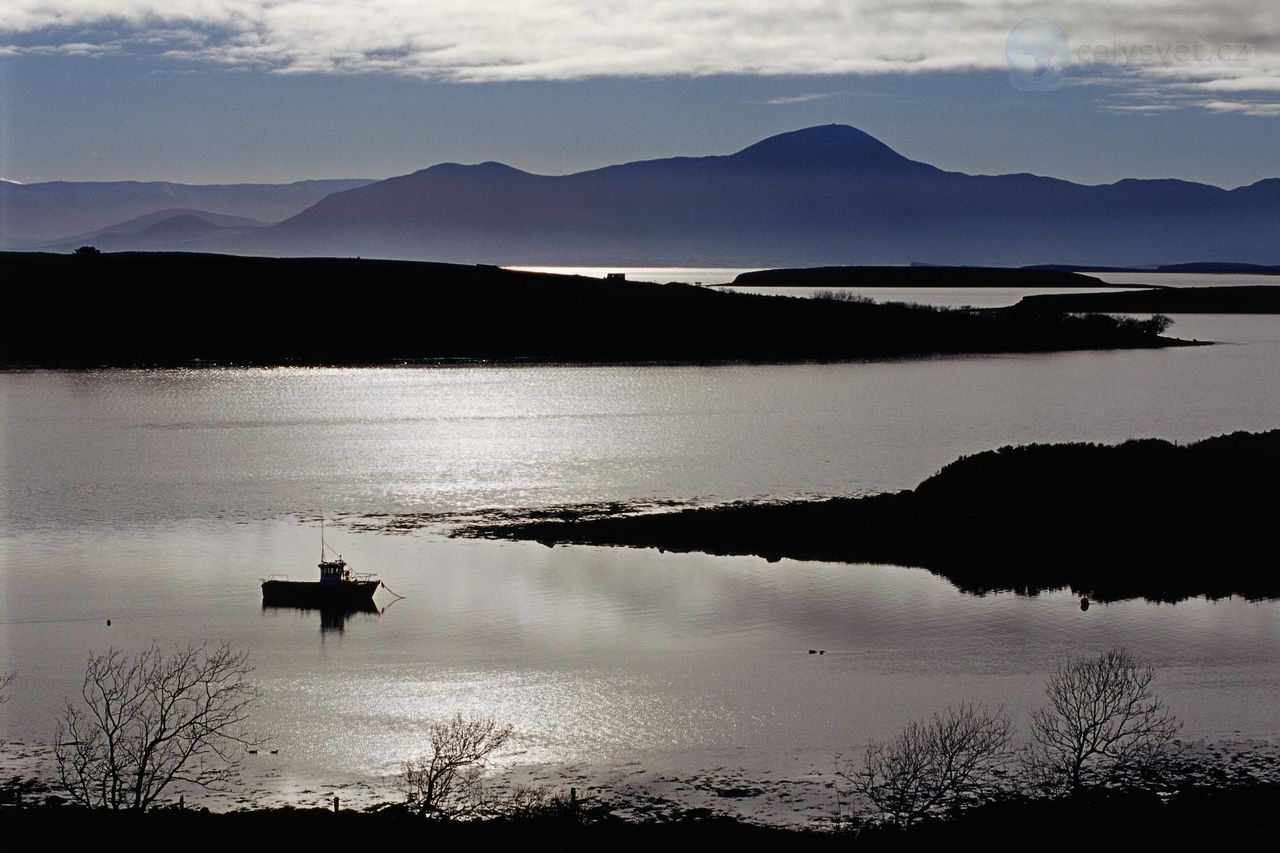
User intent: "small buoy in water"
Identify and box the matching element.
[819,650,826,655]
[106,619,112,626]
[1080,597,1090,612]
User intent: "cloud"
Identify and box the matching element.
[755,92,838,105]
[1177,74,1280,93]
[1100,103,1182,113]
[10,39,123,57]
[0,2,1276,115]
[1193,99,1280,116]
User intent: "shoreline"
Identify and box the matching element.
[6,734,1278,818]
[4,742,1278,844]
[0,337,1210,373]
[1,251,1189,368]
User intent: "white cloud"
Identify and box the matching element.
[1194,99,1280,116]
[1100,103,1182,113]
[755,92,839,105]
[1178,74,1280,93]
[0,2,1276,114]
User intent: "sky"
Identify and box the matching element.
[1,2,1277,187]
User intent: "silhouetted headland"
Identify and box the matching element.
[1015,285,1280,314]
[1029,262,1280,275]
[0,251,1192,368]
[1155,262,1280,275]
[456,430,1280,602]
[731,266,1118,288]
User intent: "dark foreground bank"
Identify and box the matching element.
[0,251,1187,367]
[3,785,1277,849]
[457,430,1280,602]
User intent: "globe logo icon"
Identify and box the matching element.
[1005,17,1069,91]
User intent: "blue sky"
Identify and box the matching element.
[2,2,1276,187]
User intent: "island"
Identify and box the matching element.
[730,265,1121,288]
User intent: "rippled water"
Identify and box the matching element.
[2,309,1279,816]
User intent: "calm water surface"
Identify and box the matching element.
[2,310,1279,816]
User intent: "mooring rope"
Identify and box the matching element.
[379,581,407,600]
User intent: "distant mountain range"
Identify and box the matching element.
[0,179,373,246]
[34,209,268,253]
[5,126,1278,265]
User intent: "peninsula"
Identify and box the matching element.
[456,430,1280,602]
[0,252,1188,368]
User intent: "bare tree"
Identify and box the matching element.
[840,702,1015,826]
[811,289,875,304]
[402,713,514,818]
[1025,648,1181,793]
[54,642,259,811]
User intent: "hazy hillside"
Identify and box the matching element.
[0,178,374,245]
[36,209,267,252]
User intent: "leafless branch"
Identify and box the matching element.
[402,713,514,818]
[1024,648,1182,793]
[53,642,261,810]
[839,702,1015,826]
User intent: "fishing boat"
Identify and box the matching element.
[261,516,381,607]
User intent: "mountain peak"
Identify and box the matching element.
[730,124,915,171]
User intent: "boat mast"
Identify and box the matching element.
[320,508,325,562]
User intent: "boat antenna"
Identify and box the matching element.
[320,507,326,562]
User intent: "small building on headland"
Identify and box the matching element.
[606,272,626,281]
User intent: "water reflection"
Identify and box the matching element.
[262,600,382,635]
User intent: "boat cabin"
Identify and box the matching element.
[319,557,349,585]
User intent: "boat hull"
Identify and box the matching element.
[261,579,380,607]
